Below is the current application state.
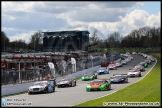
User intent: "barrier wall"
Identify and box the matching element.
[1,65,100,96]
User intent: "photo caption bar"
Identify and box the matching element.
[103,101,160,106]
[1,98,32,107]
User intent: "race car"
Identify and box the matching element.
[127,69,141,77]
[121,60,127,65]
[134,64,145,72]
[125,57,131,63]
[86,79,111,91]
[132,52,137,55]
[147,56,155,62]
[108,64,117,70]
[144,58,152,64]
[115,62,123,67]
[139,62,148,68]
[97,67,109,75]
[28,80,55,94]
[57,77,76,88]
[110,74,128,83]
[82,72,97,81]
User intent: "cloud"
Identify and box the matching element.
[1,2,160,44]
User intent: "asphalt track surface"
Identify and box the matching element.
[4,54,156,107]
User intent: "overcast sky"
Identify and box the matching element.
[2,1,161,43]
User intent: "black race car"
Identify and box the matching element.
[82,72,97,81]
[57,77,76,88]
[110,74,128,83]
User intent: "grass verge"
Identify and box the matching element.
[74,54,161,107]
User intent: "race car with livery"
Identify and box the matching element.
[110,74,128,83]
[108,64,117,70]
[82,72,97,81]
[86,79,111,91]
[147,56,155,62]
[28,79,55,94]
[57,77,76,88]
[121,60,127,65]
[144,58,152,64]
[115,62,123,67]
[139,62,148,68]
[134,64,145,72]
[127,69,141,77]
[97,67,109,75]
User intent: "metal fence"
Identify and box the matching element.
[1,54,120,85]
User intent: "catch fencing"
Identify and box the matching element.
[1,53,120,86]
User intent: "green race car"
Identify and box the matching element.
[86,79,111,91]
[139,62,148,68]
[82,72,97,81]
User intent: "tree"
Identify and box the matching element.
[29,30,43,51]
[1,31,10,51]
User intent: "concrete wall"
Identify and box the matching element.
[1,65,100,96]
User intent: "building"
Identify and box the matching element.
[42,30,90,52]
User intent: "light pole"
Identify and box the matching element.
[34,37,35,75]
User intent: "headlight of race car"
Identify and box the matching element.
[29,88,33,91]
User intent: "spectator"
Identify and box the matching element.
[71,57,76,73]
[6,71,9,84]
[62,59,67,75]
[37,70,40,81]
[112,61,115,64]
[46,74,50,80]
[105,62,109,67]
[13,72,17,84]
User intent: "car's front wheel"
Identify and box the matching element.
[125,79,128,83]
[28,91,32,95]
[43,88,48,93]
[95,76,97,79]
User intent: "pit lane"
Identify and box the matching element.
[4,54,156,107]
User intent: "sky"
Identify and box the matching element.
[1,1,161,43]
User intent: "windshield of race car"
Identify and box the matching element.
[90,80,104,84]
[135,65,140,68]
[129,69,138,72]
[62,78,70,81]
[99,68,106,70]
[113,76,123,79]
[84,73,93,77]
[33,82,47,86]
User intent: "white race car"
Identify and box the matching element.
[108,64,117,70]
[115,62,123,67]
[127,69,141,77]
[28,80,55,94]
[121,60,127,65]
